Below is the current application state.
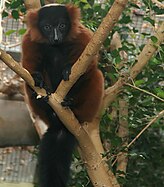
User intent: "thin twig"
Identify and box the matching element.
[112,110,164,166]
[3,42,21,48]
[151,0,164,9]
[101,22,164,111]
[125,82,164,102]
[127,110,164,148]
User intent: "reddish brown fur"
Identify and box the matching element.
[25,9,45,42]
[22,4,104,124]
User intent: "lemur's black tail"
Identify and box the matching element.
[38,117,75,187]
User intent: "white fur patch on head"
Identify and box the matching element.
[42,3,65,8]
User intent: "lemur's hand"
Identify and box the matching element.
[31,71,51,102]
[61,97,75,109]
[62,64,72,81]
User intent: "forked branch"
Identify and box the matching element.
[0,1,131,186]
[101,21,164,111]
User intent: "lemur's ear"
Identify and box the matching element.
[66,4,82,40]
[26,9,46,42]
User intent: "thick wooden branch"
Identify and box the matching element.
[0,1,132,186]
[102,21,164,110]
[24,0,41,10]
[55,0,128,99]
[53,1,129,173]
[0,50,118,187]
[24,0,56,10]
[0,50,47,99]
[130,22,164,79]
[116,98,128,178]
[151,0,164,9]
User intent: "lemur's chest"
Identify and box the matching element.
[40,42,79,91]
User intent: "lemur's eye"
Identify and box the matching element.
[44,25,51,31]
[59,23,66,29]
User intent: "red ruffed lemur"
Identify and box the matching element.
[21,3,104,187]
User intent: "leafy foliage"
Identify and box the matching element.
[3,0,26,19]
[2,0,26,37]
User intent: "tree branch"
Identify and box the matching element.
[116,98,128,178]
[24,0,41,10]
[112,109,164,169]
[0,0,131,186]
[151,0,164,9]
[101,21,164,111]
[55,0,128,99]
[0,49,47,96]
[0,49,118,187]
[125,82,164,102]
[24,0,56,10]
[127,110,164,148]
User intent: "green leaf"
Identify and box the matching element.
[83,4,91,9]
[80,0,88,4]
[20,6,26,13]
[110,136,122,146]
[129,2,140,9]
[40,0,45,6]
[115,55,121,64]
[153,6,164,15]
[18,28,26,35]
[5,30,16,36]
[12,10,19,19]
[154,88,164,98]
[143,17,155,26]
[11,0,22,9]
[2,11,8,18]
[119,15,131,24]
[135,79,145,86]
[111,49,119,58]
[150,36,158,44]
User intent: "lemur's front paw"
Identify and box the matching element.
[61,97,74,108]
[37,94,50,102]
[62,64,72,81]
[31,72,51,102]
[31,72,45,88]
[31,89,50,102]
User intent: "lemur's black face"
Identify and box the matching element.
[38,6,71,45]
